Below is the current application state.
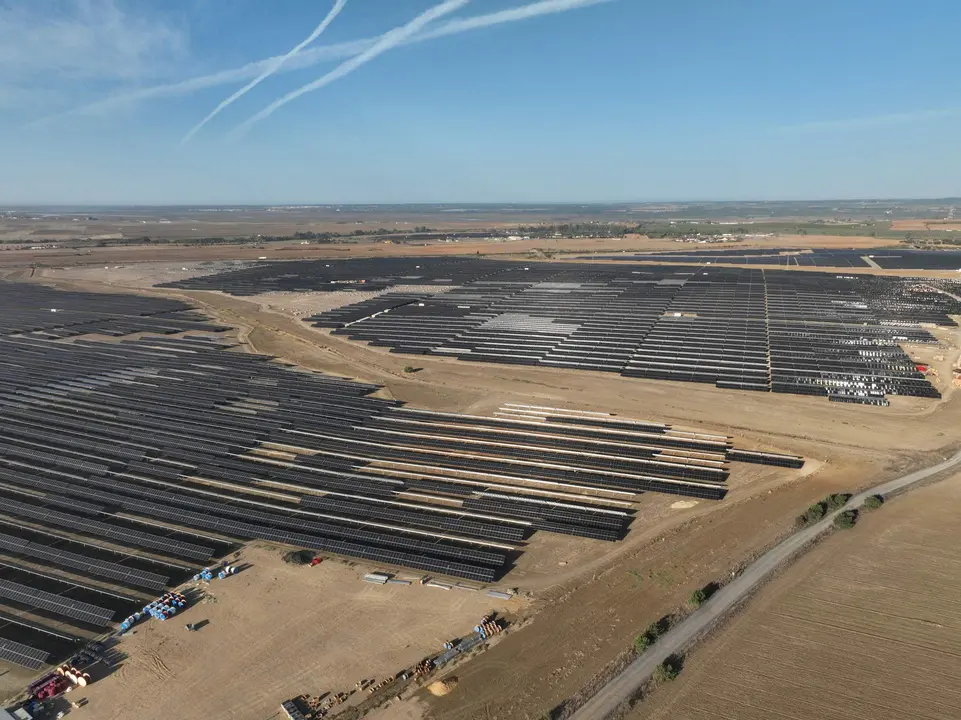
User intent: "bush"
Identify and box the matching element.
[862,494,884,510]
[653,659,680,683]
[634,633,652,653]
[833,510,858,530]
[282,549,315,565]
[403,366,416,373]
[804,503,826,524]
[689,588,707,608]
[634,621,664,654]
[825,493,852,511]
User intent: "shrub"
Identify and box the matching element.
[403,366,416,373]
[689,588,707,608]
[282,549,315,565]
[833,510,858,530]
[804,503,826,523]
[634,621,664,654]
[862,494,884,510]
[825,493,852,511]
[633,633,652,653]
[653,659,680,683]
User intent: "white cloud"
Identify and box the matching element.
[0,0,187,111]
[40,0,617,122]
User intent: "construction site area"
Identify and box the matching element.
[2,237,961,720]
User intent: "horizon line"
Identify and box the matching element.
[2,197,961,209]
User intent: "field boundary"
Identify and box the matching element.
[568,446,961,719]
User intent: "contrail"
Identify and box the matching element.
[181,0,348,144]
[33,0,616,125]
[418,0,614,42]
[230,0,470,138]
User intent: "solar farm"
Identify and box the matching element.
[582,247,961,269]
[0,280,804,675]
[164,256,961,405]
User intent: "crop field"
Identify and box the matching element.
[637,475,961,720]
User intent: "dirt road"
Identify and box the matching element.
[570,447,961,720]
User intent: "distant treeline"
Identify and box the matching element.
[0,226,440,249]
[4,219,961,250]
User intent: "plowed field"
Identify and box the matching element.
[636,474,961,720]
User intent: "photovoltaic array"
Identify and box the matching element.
[0,636,49,671]
[582,247,961,270]
[0,280,803,669]
[162,257,960,404]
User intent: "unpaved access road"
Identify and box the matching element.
[571,446,961,720]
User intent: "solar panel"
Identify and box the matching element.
[0,532,168,591]
[0,636,49,670]
[0,497,213,561]
[0,578,115,626]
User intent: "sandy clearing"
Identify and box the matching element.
[65,546,517,720]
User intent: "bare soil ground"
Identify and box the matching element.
[891,219,961,231]
[412,454,896,720]
[7,260,961,720]
[634,472,961,720]
[62,546,516,720]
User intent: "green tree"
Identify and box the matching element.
[826,493,851,511]
[689,588,707,608]
[834,510,857,530]
[862,495,884,510]
[633,633,651,653]
[653,660,680,683]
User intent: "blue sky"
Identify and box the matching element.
[2,0,961,205]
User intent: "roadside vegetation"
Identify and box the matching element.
[834,510,859,530]
[652,656,683,684]
[795,493,852,528]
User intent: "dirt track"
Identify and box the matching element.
[637,469,961,720]
[572,448,961,719]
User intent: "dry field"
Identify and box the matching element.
[891,219,961,231]
[635,473,961,720]
[0,232,906,271]
[58,545,516,720]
